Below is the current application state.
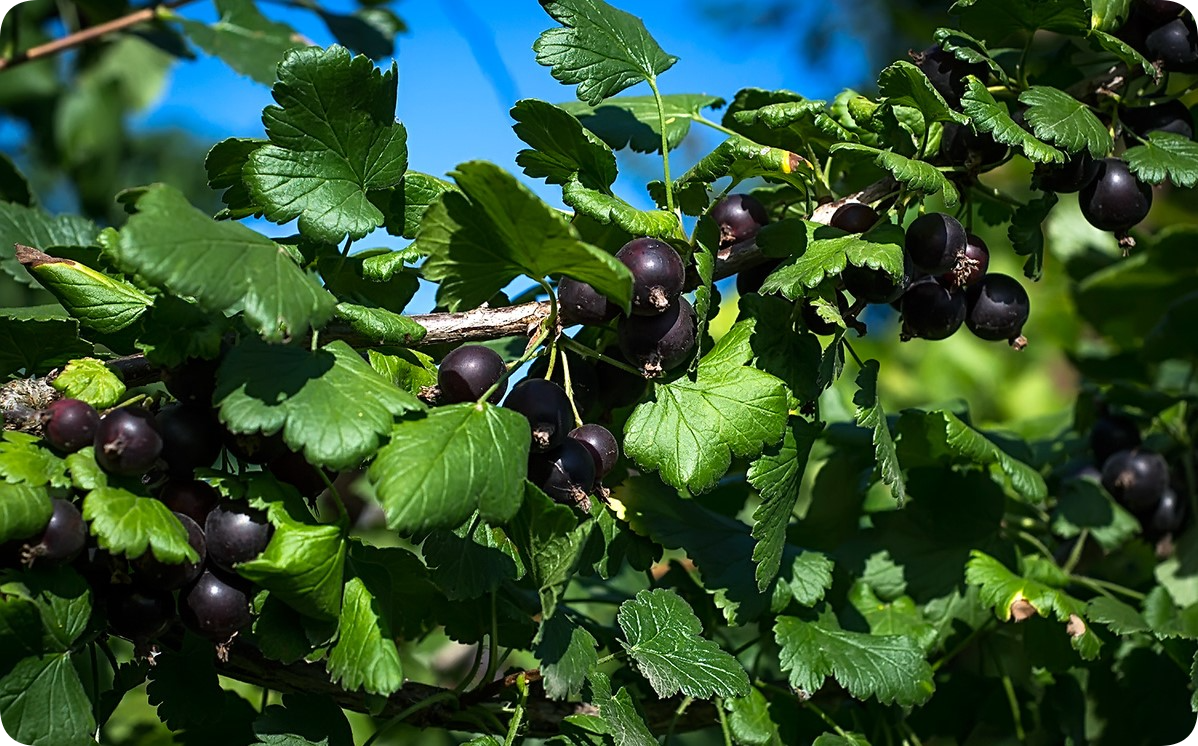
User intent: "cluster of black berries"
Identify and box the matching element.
[435,346,620,511]
[1091,412,1187,541]
[1118,0,1198,74]
[1037,152,1154,241]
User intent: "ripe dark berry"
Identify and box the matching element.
[132,512,205,591]
[180,569,252,642]
[616,238,685,316]
[595,345,649,410]
[528,350,599,416]
[1034,152,1098,194]
[157,480,220,525]
[268,450,330,499]
[1144,488,1186,535]
[1101,448,1169,512]
[842,253,914,305]
[1122,100,1194,140]
[205,502,273,572]
[22,498,86,567]
[223,429,286,465]
[162,357,220,406]
[965,274,1030,346]
[736,259,782,297]
[528,438,596,508]
[438,345,507,404]
[559,278,618,326]
[911,45,988,106]
[617,297,697,376]
[504,378,574,452]
[1090,414,1142,466]
[42,398,100,453]
[156,403,223,476]
[568,424,619,478]
[905,213,967,275]
[940,123,1008,169]
[941,234,990,288]
[901,279,966,341]
[1145,17,1198,71]
[830,203,879,234]
[107,587,175,642]
[94,407,163,476]
[712,194,769,247]
[1080,159,1152,233]
[801,291,851,336]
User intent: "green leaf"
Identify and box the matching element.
[831,144,960,206]
[317,250,420,315]
[537,610,599,700]
[1142,587,1198,639]
[327,570,404,696]
[176,0,306,85]
[423,521,524,601]
[933,28,1007,79]
[1090,0,1131,31]
[1008,191,1058,281]
[848,583,937,652]
[877,60,969,124]
[853,360,906,504]
[147,635,258,740]
[0,202,96,288]
[16,246,152,334]
[332,302,426,346]
[534,0,678,105]
[813,735,871,746]
[958,0,1090,42]
[1086,596,1151,636]
[50,358,125,409]
[17,567,93,651]
[587,670,657,746]
[0,153,32,207]
[215,338,421,471]
[136,294,231,368]
[417,161,633,313]
[375,171,457,240]
[252,693,354,746]
[513,98,618,187]
[0,316,91,376]
[0,433,70,489]
[774,614,935,706]
[0,482,52,544]
[724,92,853,155]
[559,93,725,153]
[738,294,823,403]
[367,402,531,534]
[1018,86,1112,158]
[64,449,105,492]
[561,178,683,239]
[747,418,823,590]
[366,348,438,396]
[759,221,905,298]
[725,687,781,746]
[1088,29,1156,76]
[82,487,199,563]
[510,484,594,620]
[624,320,789,493]
[0,654,95,746]
[618,588,749,699]
[236,475,346,621]
[1051,476,1139,551]
[668,136,811,199]
[244,45,408,243]
[960,77,1066,164]
[1124,131,1198,188]
[206,137,268,219]
[108,184,335,342]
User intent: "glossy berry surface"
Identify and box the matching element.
[829,203,879,234]
[1101,448,1170,512]
[528,350,599,416]
[735,259,781,297]
[94,407,163,476]
[157,480,220,525]
[42,398,100,453]
[965,274,1030,342]
[942,234,990,288]
[132,512,205,591]
[1145,488,1186,535]
[617,297,697,375]
[1145,17,1198,71]
[205,502,273,571]
[504,378,573,452]
[156,403,223,476]
[1090,414,1142,466]
[712,194,769,247]
[912,45,987,105]
[438,345,507,404]
[1034,152,1098,194]
[905,213,967,275]
[1080,159,1153,233]
[842,253,913,305]
[616,238,685,316]
[179,569,252,642]
[528,438,596,506]
[901,279,966,341]
[107,587,175,641]
[568,424,619,478]
[1122,100,1194,140]
[559,278,617,326]
[24,498,87,567]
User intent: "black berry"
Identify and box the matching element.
[712,194,769,247]
[965,274,1030,345]
[568,424,619,478]
[1145,17,1198,71]
[1101,448,1169,512]
[830,203,879,234]
[205,501,273,572]
[131,512,205,591]
[268,449,330,499]
[107,587,175,642]
[179,568,253,642]
[157,480,220,525]
[595,346,649,410]
[1122,100,1194,140]
[42,398,100,453]
[1144,488,1186,535]
[162,357,220,406]
[504,378,574,452]
[1090,414,1142,467]
[911,45,988,106]
[94,407,163,476]
[906,213,967,275]
[901,278,967,341]
[1080,159,1152,233]
[22,498,86,568]
[617,297,697,376]
[842,253,914,305]
[940,123,1008,169]
[616,238,685,316]
[559,278,618,326]
[156,403,223,476]
[528,350,599,416]
[941,234,990,288]
[801,291,851,336]
[223,429,286,465]
[1034,152,1098,194]
[438,345,507,404]
[736,259,782,297]
[528,438,596,508]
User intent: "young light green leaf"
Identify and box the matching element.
[562,178,682,239]
[417,161,633,312]
[176,0,306,86]
[832,144,960,206]
[244,45,408,243]
[759,221,905,298]
[774,614,935,706]
[0,432,70,489]
[332,303,426,346]
[1008,191,1058,280]
[326,575,403,696]
[747,418,823,591]
[534,0,678,105]
[82,487,200,563]
[108,184,335,341]
[960,77,1065,164]
[423,521,524,601]
[367,348,438,396]
[64,449,105,492]
[0,202,96,288]
[624,320,789,493]
[367,403,531,533]
[1124,131,1198,188]
[510,484,594,620]
[559,93,725,153]
[512,98,618,187]
[618,588,750,699]
[878,60,969,124]
[50,358,125,409]
[668,136,811,198]
[537,610,599,700]
[848,583,938,652]
[0,483,52,544]
[0,654,95,746]
[216,339,421,471]
[1018,86,1112,158]
[587,670,658,746]
[16,245,152,334]
[854,360,906,504]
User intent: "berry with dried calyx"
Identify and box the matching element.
[1090,413,1142,467]
[205,501,273,571]
[617,297,697,376]
[712,194,769,247]
[965,274,1031,348]
[528,438,596,511]
[504,378,573,453]
[941,234,990,288]
[830,203,879,234]
[559,278,618,326]
[156,403,223,476]
[616,238,685,316]
[1080,158,1153,234]
[131,512,205,591]
[180,568,253,645]
[22,498,86,568]
[157,480,220,525]
[107,587,175,642]
[1101,448,1169,512]
[1034,152,1098,194]
[842,253,914,305]
[568,424,619,478]
[905,212,967,275]
[94,407,162,476]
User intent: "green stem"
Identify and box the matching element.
[363,691,458,746]
[559,347,584,429]
[1061,530,1088,575]
[259,686,270,712]
[1001,675,1027,744]
[665,696,694,745]
[843,339,866,369]
[89,643,100,736]
[316,468,348,526]
[557,336,645,378]
[1071,575,1146,601]
[931,619,995,672]
[1014,530,1055,561]
[717,698,733,746]
[648,76,676,216]
[1016,36,1034,90]
[503,674,530,746]
[694,115,742,140]
[452,642,486,694]
[479,591,500,687]
[805,700,851,740]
